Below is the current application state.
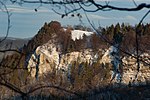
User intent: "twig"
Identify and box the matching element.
[132,0,137,7]
[133,9,150,81]
[84,11,150,66]
[0,1,11,43]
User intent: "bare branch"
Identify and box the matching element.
[27,85,81,97]
[132,0,137,7]
[0,1,11,43]
[0,76,25,95]
[89,0,150,11]
[84,11,150,66]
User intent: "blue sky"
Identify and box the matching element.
[0,0,150,38]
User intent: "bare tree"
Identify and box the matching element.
[0,0,150,99]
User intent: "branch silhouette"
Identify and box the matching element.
[7,0,150,17]
[27,85,81,97]
[0,0,150,99]
[84,12,150,66]
[0,1,11,43]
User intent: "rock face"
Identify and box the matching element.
[121,54,150,86]
[27,37,150,85]
[101,44,150,85]
[27,43,101,78]
[27,36,61,78]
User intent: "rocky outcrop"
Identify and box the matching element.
[121,54,150,86]
[101,44,150,85]
[27,38,150,86]
[27,36,61,78]
[27,44,101,78]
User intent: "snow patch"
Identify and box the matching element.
[71,30,93,41]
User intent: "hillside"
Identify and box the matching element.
[0,21,150,100]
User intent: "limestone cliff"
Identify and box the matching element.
[27,38,150,86]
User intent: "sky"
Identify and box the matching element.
[0,0,150,38]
